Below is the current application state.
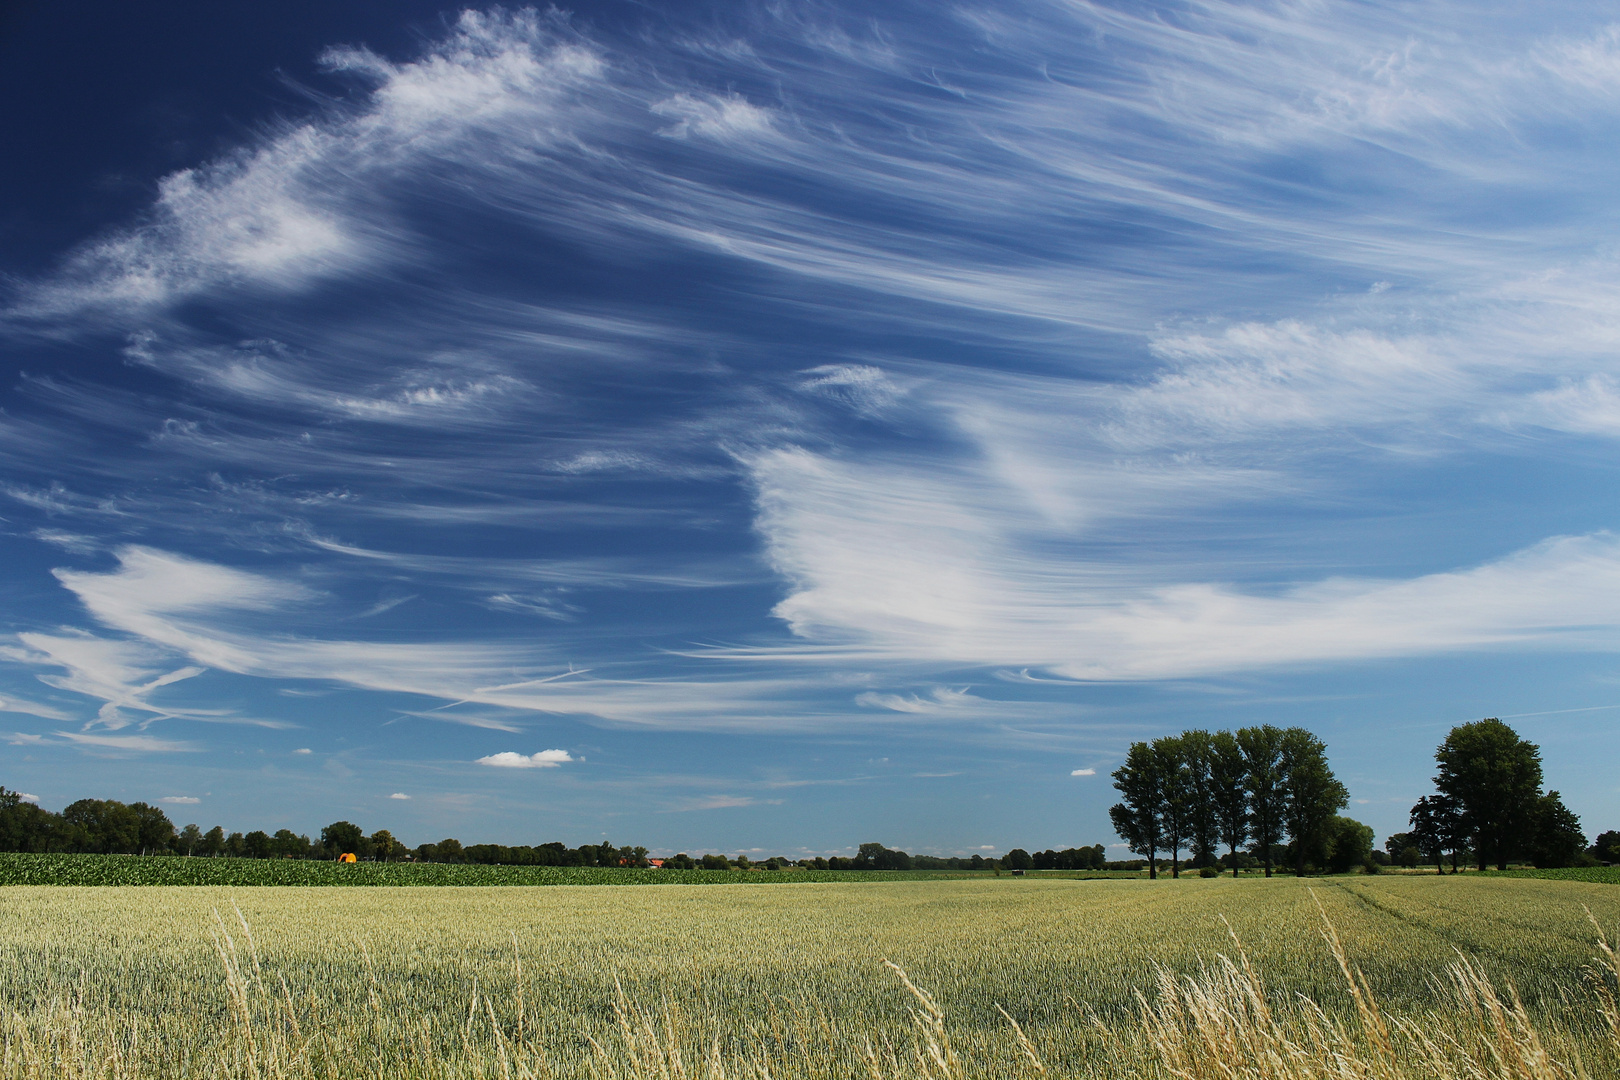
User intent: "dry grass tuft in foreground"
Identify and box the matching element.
[4,895,1619,1080]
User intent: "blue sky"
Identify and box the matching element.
[3,0,1619,857]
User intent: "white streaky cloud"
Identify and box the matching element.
[0,694,77,721]
[399,708,525,734]
[39,548,1004,730]
[160,796,201,804]
[57,544,313,620]
[1517,375,1620,436]
[293,748,313,755]
[31,530,99,555]
[9,10,605,323]
[53,731,199,753]
[9,1,1620,734]
[476,749,574,769]
[749,441,1620,678]
[17,0,1593,341]
[668,794,771,812]
[388,792,411,799]
[11,632,206,728]
[798,364,905,415]
[16,793,39,804]
[124,336,542,429]
[854,687,983,715]
[651,93,776,141]
[1071,769,1096,777]
[14,128,361,319]
[483,593,580,621]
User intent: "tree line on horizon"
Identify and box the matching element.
[0,797,1101,871]
[4,718,1608,872]
[1108,719,1605,881]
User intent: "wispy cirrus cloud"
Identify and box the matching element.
[0,694,77,722]
[5,0,1620,759]
[53,731,199,753]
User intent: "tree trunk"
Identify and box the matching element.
[1148,850,1157,879]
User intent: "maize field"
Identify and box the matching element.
[0,853,966,887]
[2,874,1618,1078]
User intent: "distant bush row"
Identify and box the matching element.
[3,792,1141,871]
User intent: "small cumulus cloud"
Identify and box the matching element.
[293,748,313,754]
[1070,768,1097,776]
[476,749,573,768]
[160,796,200,804]
[17,793,39,804]
[388,792,411,799]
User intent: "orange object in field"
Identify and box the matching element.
[338,852,357,863]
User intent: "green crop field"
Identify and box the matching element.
[0,852,922,886]
[0,853,1148,886]
[3,875,1618,1079]
[1491,865,1620,886]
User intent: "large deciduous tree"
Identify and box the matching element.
[1181,730,1219,869]
[1524,791,1585,869]
[1434,718,1543,871]
[1409,795,1458,874]
[1110,741,1165,879]
[130,802,176,854]
[61,799,142,855]
[320,820,367,859]
[0,787,59,853]
[1236,725,1287,877]
[1154,735,1194,878]
[1209,730,1249,877]
[1322,815,1374,874]
[1279,727,1348,876]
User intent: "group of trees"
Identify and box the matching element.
[1393,719,1592,872]
[1109,726,1358,878]
[10,720,1607,875]
[1016,845,1112,870]
[0,794,658,867]
[1,792,189,855]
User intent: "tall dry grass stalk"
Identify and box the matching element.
[1128,894,1618,1080]
[4,898,1618,1080]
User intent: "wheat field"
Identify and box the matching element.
[3,875,1618,1079]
